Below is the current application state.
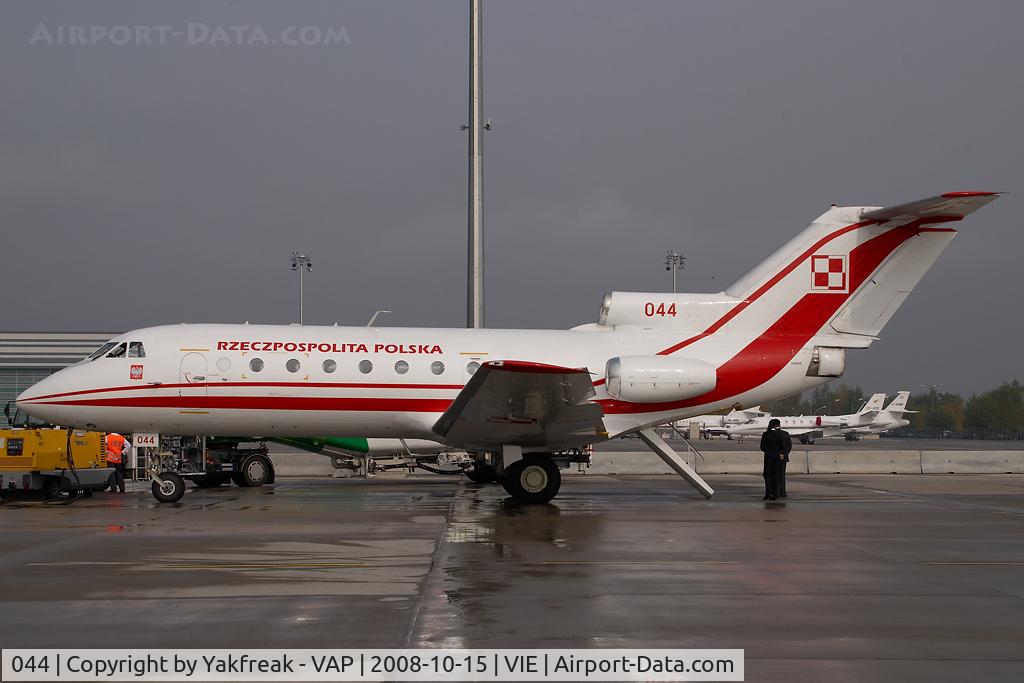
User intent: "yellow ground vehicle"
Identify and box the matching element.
[0,425,113,499]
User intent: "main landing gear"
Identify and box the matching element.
[500,456,561,504]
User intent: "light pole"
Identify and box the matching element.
[920,383,944,411]
[815,398,841,415]
[290,252,312,324]
[665,250,686,293]
[465,0,487,329]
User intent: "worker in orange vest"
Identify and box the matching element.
[105,432,130,493]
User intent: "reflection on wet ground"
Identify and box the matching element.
[2,474,1023,681]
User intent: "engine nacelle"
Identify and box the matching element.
[809,346,846,378]
[606,355,717,403]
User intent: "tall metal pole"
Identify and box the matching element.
[467,0,484,328]
[290,251,312,325]
[665,250,686,294]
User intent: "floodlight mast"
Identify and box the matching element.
[290,251,313,325]
[665,250,686,293]
[467,0,485,329]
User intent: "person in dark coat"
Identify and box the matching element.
[759,418,792,500]
[778,425,793,498]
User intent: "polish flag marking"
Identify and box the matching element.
[810,254,848,293]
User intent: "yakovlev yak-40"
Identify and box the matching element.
[17,192,999,503]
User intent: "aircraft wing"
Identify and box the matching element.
[432,360,606,451]
[862,191,1000,223]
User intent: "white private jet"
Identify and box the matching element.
[16,192,998,503]
[840,391,914,439]
[720,392,888,443]
[685,406,770,436]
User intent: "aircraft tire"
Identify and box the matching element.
[238,454,272,487]
[152,472,185,503]
[501,456,561,504]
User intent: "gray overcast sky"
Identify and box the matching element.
[1,0,1021,396]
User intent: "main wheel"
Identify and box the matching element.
[500,456,561,504]
[237,454,272,487]
[152,472,185,503]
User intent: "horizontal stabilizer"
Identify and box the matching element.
[862,192,1000,223]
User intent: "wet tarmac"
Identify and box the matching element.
[1,474,1023,682]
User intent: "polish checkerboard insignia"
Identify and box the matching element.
[810,254,848,293]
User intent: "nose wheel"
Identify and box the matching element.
[500,455,561,503]
[151,472,185,503]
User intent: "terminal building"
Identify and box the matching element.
[1,332,118,424]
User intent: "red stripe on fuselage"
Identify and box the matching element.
[36,395,454,413]
[20,381,463,404]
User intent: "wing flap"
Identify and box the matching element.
[433,360,605,451]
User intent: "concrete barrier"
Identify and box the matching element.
[268,448,1024,477]
[921,451,1024,474]
[807,450,922,474]
[584,451,685,475]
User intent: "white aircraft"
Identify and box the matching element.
[840,391,914,439]
[685,406,770,436]
[720,392,887,443]
[16,192,998,503]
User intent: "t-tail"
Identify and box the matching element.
[884,391,912,416]
[596,192,998,428]
[718,192,1001,349]
[859,393,887,415]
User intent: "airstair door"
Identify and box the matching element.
[178,353,208,408]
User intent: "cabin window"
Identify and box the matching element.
[286,359,301,373]
[430,361,445,375]
[394,360,409,375]
[216,357,231,371]
[106,342,127,359]
[249,358,264,372]
[466,361,480,375]
[358,360,373,374]
[128,342,146,358]
[87,342,117,361]
[323,359,337,373]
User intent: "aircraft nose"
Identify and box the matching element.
[14,372,68,424]
[17,373,59,405]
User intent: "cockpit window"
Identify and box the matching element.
[87,342,117,361]
[106,342,127,359]
[129,342,146,358]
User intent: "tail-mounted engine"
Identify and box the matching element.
[606,355,717,403]
[807,346,845,377]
